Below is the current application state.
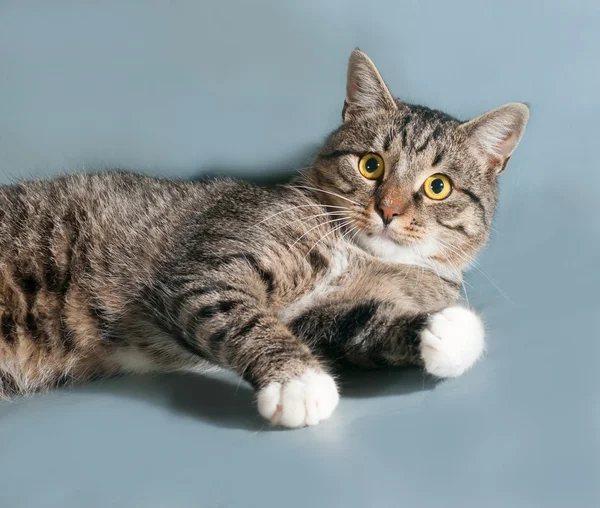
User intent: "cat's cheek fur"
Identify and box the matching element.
[257,369,339,428]
[420,306,485,378]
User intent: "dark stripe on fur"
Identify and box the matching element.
[16,273,40,307]
[195,300,243,321]
[208,314,262,377]
[396,115,411,147]
[289,301,380,356]
[435,218,470,237]
[0,372,19,398]
[1,314,16,345]
[207,327,229,359]
[320,150,355,160]
[461,187,487,222]
[190,299,244,336]
[439,277,462,289]
[335,169,359,193]
[235,314,262,339]
[332,301,380,340]
[40,217,63,293]
[25,312,37,335]
[395,114,411,133]
[461,188,481,205]
[24,311,51,349]
[220,253,276,297]
[135,284,203,357]
[307,248,330,272]
[57,210,79,350]
[170,283,236,316]
[415,135,431,153]
[341,100,349,121]
[176,331,207,358]
[387,314,428,361]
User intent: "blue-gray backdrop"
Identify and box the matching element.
[0,1,598,507]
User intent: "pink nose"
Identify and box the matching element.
[378,203,402,225]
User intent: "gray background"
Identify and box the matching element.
[0,1,598,507]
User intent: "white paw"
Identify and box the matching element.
[420,306,485,378]
[256,369,339,428]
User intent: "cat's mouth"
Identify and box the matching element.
[369,228,423,246]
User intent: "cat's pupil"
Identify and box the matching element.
[365,157,379,173]
[431,178,444,194]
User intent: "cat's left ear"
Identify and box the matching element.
[460,102,529,174]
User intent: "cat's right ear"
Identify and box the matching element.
[342,50,398,122]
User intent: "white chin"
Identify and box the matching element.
[354,231,436,269]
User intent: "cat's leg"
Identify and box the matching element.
[225,314,339,428]
[202,312,339,427]
[287,300,485,378]
[146,277,339,428]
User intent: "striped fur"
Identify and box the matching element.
[0,51,528,423]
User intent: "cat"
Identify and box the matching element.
[0,50,528,427]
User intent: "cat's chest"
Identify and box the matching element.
[278,249,351,324]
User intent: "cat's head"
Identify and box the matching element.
[304,50,528,276]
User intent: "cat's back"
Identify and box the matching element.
[0,171,199,225]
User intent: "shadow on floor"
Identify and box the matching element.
[338,366,440,399]
[75,366,441,432]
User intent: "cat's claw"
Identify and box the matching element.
[257,369,339,428]
[420,306,485,378]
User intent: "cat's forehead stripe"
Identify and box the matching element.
[432,152,444,167]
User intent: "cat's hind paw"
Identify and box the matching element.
[420,306,485,378]
[257,369,339,428]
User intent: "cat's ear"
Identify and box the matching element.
[460,102,529,174]
[342,50,398,122]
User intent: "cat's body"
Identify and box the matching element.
[0,172,457,389]
[0,51,528,427]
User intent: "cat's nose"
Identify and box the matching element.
[377,203,403,225]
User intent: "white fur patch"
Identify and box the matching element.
[355,233,461,280]
[420,306,485,378]
[279,249,349,323]
[257,369,339,428]
[356,233,435,266]
[112,348,156,374]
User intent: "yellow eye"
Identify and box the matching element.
[423,174,452,200]
[358,153,384,180]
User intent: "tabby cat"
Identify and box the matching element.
[0,51,528,427]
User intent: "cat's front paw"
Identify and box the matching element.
[420,306,485,378]
[256,369,339,428]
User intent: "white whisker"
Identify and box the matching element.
[438,250,469,306]
[303,220,354,259]
[349,225,363,244]
[285,184,366,209]
[266,211,350,235]
[341,223,360,245]
[250,203,348,229]
[436,237,511,302]
[290,216,352,248]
